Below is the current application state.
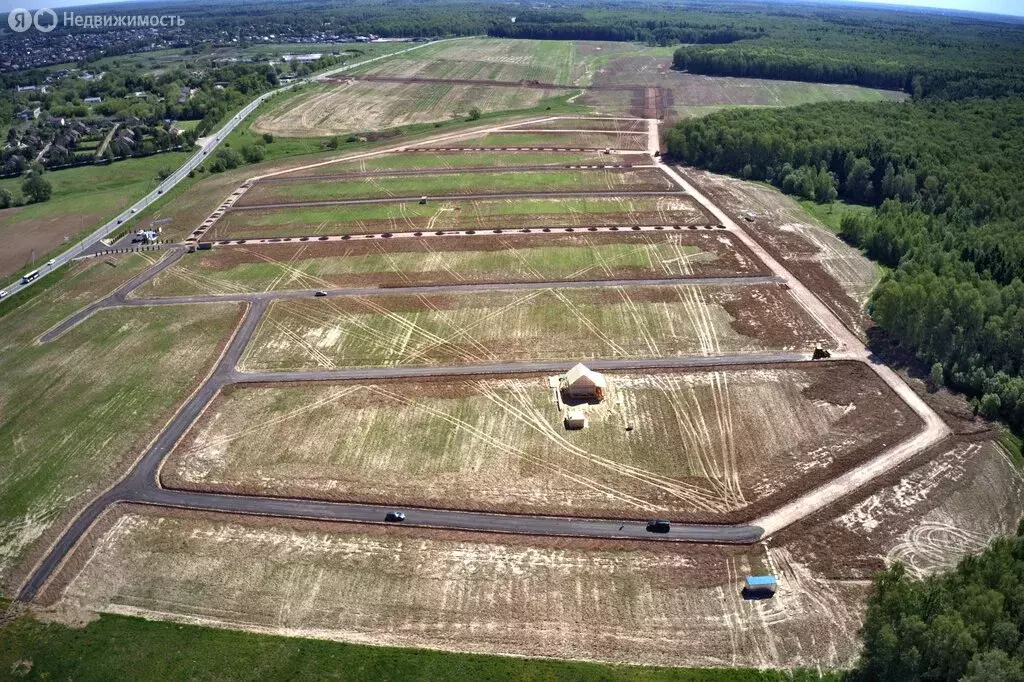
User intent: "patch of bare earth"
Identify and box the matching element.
[163,363,915,522]
[52,505,865,669]
[679,168,878,341]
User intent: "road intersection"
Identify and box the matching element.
[16,115,952,605]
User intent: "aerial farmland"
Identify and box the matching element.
[2,24,1020,680]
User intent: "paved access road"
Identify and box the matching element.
[15,115,952,606]
[19,286,776,603]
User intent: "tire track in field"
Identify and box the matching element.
[485,380,731,512]
[366,383,663,511]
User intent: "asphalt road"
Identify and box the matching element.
[1,40,444,303]
[18,293,773,603]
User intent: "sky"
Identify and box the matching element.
[2,0,1023,19]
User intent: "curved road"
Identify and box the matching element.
[20,292,776,603]
[15,116,953,606]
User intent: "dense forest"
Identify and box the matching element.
[671,9,1024,98]
[854,527,1024,680]
[666,65,1024,432]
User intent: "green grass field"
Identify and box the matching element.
[0,152,191,283]
[241,168,671,204]
[277,150,633,176]
[0,607,836,681]
[138,235,725,297]
[0,254,240,587]
[454,130,649,150]
[799,199,876,234]
[212,194,705,238]
[346,38,580,86]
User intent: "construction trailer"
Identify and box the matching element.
[744,575,777,598]
[563,363,607,402]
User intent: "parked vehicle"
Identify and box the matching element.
[646,519,670,533]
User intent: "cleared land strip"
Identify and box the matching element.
[229,190,688,211]
[210,224,727,246]
[44,274,780,340]
[335,75,644,92]
[257,163,644,183]
[237,168,675,205]
[400,146,650,153]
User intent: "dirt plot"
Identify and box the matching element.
[584,57,905,121]
[237,168,674,206]
[345,38,581,86]
[781,437,1024,581]
[137,232,765,297]
[165,363,914,520]
[426,131,650,151]
[251,81,572,138]
[682,168,879,340]
[57,506,866,669]
[272,151,634,178]
[209,195,712,240]
[239,284,828,371]
[506,118,649,132]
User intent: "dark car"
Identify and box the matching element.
[385,511,406,523]
[314,290,328,297]
[646,519,670,533]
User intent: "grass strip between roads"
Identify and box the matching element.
[0,607,838,681]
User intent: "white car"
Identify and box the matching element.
[131,208,137,213]
[0,290,7,299]
[46,259,55,266]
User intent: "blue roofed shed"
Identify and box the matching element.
[744,575,777,594]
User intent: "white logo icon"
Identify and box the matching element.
[34,8,57,32]
[8,8,32,32]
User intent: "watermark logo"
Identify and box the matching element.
[7,8,183,32]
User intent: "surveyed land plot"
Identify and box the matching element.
[272,151,636,178]
[583,56,906,118]
[239,284,828,371]
[237,168,675,206]
[166,363,915,519]
[137,232,765,297]
[0,254,241,589]
[209,195,711,240]
[506,118,649,132]
[344,38,580,86]
[59,508,866,669]
[251,80,573,138]
[425,131,650,151]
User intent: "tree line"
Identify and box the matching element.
[853,525,1024,681]
[666,95,1024,431]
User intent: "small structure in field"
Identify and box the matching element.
[564,409,587,430]
[563,364,607,402]
[743,575,777,598]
